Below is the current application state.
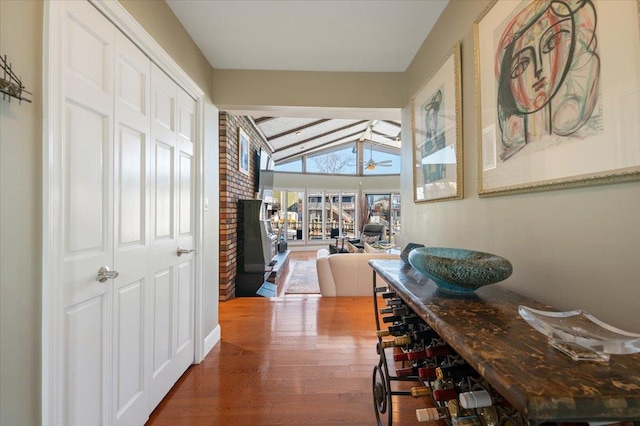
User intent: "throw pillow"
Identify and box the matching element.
[361,234,380,243]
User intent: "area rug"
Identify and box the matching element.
[285,259,320,294]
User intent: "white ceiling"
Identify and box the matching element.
[165,0,449,72]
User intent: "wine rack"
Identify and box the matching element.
[372,286,527,425]
[369,259,640,425]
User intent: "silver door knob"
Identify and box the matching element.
[96,266,119,283]
[177,247,195,257]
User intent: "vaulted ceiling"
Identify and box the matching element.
[165,0,449,164]
[252,117,401,163]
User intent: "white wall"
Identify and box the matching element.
[203,103,220,340]
[402,0,640,332]
[274,172,400,192]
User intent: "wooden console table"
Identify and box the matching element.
[369,259,640,423]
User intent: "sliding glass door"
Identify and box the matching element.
[271,190,304,241]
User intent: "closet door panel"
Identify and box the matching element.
[174,89,196,370]
[113,30,151,426]
[60,2,114,425]
[148,65,180,410]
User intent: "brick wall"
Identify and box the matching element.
[219,112,270,300]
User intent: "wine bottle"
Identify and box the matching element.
[396,366,419,377]
[418,366,438,380]
[380,334,412,348]
[388,324,409,335]
[413,328,437,343]
[410,386,431,398]
[431,387,458,402]
[393,352,410,362]
[393,306,409,316]
[406,349,428,361]
[382,315,402,324]
[379,306,395,314]
[381,291,396,299]
[436,363,477,380]
[376,329,391,338]
[386,298,402,307]
[452,415,482,426]
[459,390,492,409]
[446,399,474,420]
[416,407,450,422]
[403,315,422,326]
[426,344,453,358]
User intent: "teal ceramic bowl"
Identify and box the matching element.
[408,247,513,293]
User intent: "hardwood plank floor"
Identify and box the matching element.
[146,294,432,425]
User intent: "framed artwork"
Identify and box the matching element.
[475,0,640,196]
[238,128,250,176]
[412,42,463,203]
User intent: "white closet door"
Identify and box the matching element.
[148,64,196,410]
[112,31,152,426]
[174,86,196,374]
[60,2,115,425]
[55,3,197,424]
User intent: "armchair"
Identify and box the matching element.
[348,223,387,251]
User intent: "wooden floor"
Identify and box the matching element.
[146,252,431,425]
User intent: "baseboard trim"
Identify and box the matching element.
[203,324,221,358]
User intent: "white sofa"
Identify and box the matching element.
[316,248,399,296]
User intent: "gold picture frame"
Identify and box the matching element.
[475,0,640,196]
[238,127,250,176]
[411,42,463,203]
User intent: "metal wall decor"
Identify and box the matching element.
[0,55,32,104]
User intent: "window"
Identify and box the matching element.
[274,158,302,173]
[273,188,400,244]
[362,142,401,175]
[305,190,359,241]
[306,144,356,175]
[270,190,304,241]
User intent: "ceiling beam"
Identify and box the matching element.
[372,129,399,141]
[254,116,277,124]
[267,118,331,141]
[383,120,401,128]
[275,130,364,163]
[274,119,368,153]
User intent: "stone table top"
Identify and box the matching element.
[369,259,640,422]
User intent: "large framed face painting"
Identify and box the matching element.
[412,43,463,203]
[475,0,640,196]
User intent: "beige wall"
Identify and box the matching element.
[0,1,43,424]
[213,69,403,112]
[402,0,640,333]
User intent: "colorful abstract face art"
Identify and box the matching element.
[496,0,600,161]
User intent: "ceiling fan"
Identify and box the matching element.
[362,142,392,170]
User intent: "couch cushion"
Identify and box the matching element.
[326,252,399,296]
